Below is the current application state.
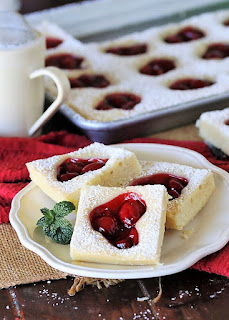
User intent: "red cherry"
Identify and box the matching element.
[168,189,180,199]
[164,34,181,43]
[114,237,132,249]
[131,173,170,186]
[46,37,63,49]
[140,59,176,76]
[88,158,104,163]
[59,172,79,182]
[91,207,113,222]
[168,179,185,193]
[65,163,83,174]
[89,192,146,249]
[81,162,106,174]
[57,158,108,181]
[131,173,189,200]
[105,43,147,56]
[128,227,139,246]
[97,216,118,238]
[45,53,84,69]
[71,159,88,166]
[169,78,214,90]
[69,74,110,88]
[202,43,229,60]
[113,227,138,249]
[164,26,205,43]
[95,93,141,110]
[119,200,145,228]
[175,176,188,186]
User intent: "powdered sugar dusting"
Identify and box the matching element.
[26,142,141,194]
[70,185,168,265]
[197,107,229,130]
[37,10,229,122]
[196,107,229,155]
[130,160,215,230]
[138,160,212,200]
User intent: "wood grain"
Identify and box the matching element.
[1,270,228,319]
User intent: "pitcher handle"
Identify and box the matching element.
[28,66,70,136]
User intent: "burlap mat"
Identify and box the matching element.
[0,224,68,288]
[0,224,123,293]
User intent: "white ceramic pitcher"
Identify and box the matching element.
[0,11,70,137]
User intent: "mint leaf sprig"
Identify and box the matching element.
[37,201,75,245]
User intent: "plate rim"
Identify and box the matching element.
[9,143,229,279]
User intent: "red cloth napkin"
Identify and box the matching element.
[0,131,228,277]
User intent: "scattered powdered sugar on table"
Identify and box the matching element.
[38,284,73,307]
[137,296,149,301]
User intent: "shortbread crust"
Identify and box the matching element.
[26,143,141,207]
[70,185,169,265]
[130,161,215,230]
[196,108,229,156]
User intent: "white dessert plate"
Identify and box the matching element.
[9,143,229,279]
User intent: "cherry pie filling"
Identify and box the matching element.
[46,37,63,49]
[57,158,108,182]
[164,26,205,43]
[105,43,147,56]
[45,53,84,69]
[202,43,229,59]
[140,59,176,76]
[223,19,229,26]
[169,78,214,90]
[131,173,188,200]
[224,119,229,125]
[95,93,141,110]
[69,74,110,88]
[90,192,146,249]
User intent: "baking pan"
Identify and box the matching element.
[54,93,229,144]
[44,1,229,144]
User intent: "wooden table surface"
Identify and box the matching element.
[1,1,228,319]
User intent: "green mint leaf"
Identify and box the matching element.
[37,216,47,227]
[37,201,74,245]
[37,216,51,228]
[37,217,52,236]
[42,224,52,237]
[49,219,73,245]
[53,201,75,217]
[40,208,50,215]
[40,207,54,224]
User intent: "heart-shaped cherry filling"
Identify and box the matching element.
[223,19,229,26]
[95,93,141,110]
[90,192,146,249]
[140,59,176,76]
[164,26,205,43]
[69,74,110,88]
[169,78,214,90]
[224,119,229,125]
[46,37,63,49]
[131,173,188,200]
[45,53,84,69]
[57,158,108,182]
[202,43,229,59]
[105,43,147,56]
